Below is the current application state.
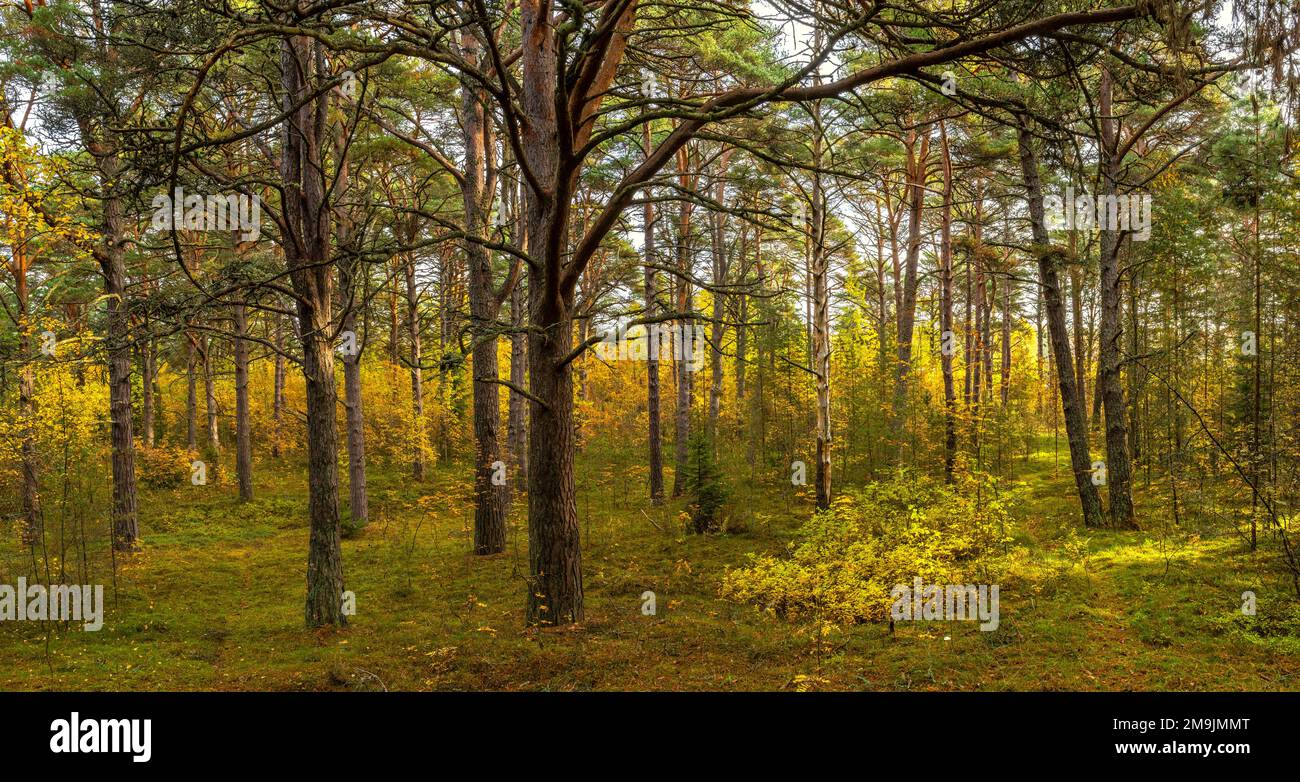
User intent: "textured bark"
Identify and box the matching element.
[1097,67,1136,528]
[280,33,345,627]
[643,149,664,503]
[203,335,219,457]
[671,148,695,498]
[186,336,198,450]
[404,253,426,480]
[93,148,140,552]
[508,278,529,485]
[460,40,509,555]
[1018,120,1105,527]
[707,148,733,436]
[517,0,637,624]
[341,310,368,527]
[233,302,253,501]
[938,122,957,482]
[891,127,930,455]
[1001,271,1012,407]
[140,334,156,447]
[1069,263,1087,429]
[15,263,40,546]
[334,123,368,529]
[272,315,285,458]
[809,126,832,510]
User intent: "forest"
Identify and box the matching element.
[0,0,1298,692]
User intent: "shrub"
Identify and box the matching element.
[720,471,1017,625]
[136,446,196,489]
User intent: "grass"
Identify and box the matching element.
[1,439,1298,691]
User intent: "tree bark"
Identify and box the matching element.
[280,33,345,627]
[938,121,958,482]
[272,313,285,458]
[186,335,198,450]
[96,148,139,552]
[203,335,220,458]
[1097,66,1136,528]
[891,127,930,457]
[404,252,426,480]
[459,39,509,554]
[1018,118,1106,527]
[233,301,253,501]
[643,133,664,503]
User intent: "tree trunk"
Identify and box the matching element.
[1018,119,1106,527]
[341,309,368,527]
[643,143,664,503]
[1069,262,1087,429]
[404,253,426,480]
[16,269,40,546]
[809,124,832,510]
[280,33,345,627]
[508,278,529,487]
[95,149,139,552]
[523,241,583,625]
[233,301,253,501]
[892,127,930,457]
[273,314,285,458]
[186,335,198,450]
[141,332,156,447]
[460,45,509,555]
[1097,66,1136,528]
[203,335,220,458]
[672,171,694,498]
[938,121,958,482]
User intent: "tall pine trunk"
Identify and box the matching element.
[1018,119,1105,527]
[1097,66,1136,528]
[233,301,253,501]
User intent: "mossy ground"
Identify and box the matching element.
[2,440,1297,691]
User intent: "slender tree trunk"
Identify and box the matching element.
[273,314,285,458]
[405,253,425,480]
[1018,119,1105,527]
[334,132,368,529]
[644,142,664,503]
[341,308,368,527]
[1001,271,1012,407]
[233,301,253,501]
[203,335,220,457]
[97,150,139,552]
[460,46,509,555]
[508,277,529,486]
[672,162,694,498]
[938,121,958,482]
[1097,66,1136,528]
[186,336,198,450]
[708,149,733,436]
[809,111,832,509]
[16,270,40,546]
[506,175,530,490]
[892,127,930,457]
[1070,263,1087,429]
[141,331,156,447]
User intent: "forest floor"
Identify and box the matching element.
[2,438,1299,691]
